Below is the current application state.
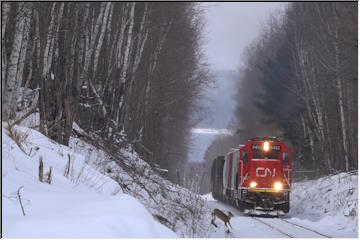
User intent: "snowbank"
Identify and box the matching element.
[201,193,216,202]
[290,172,358,237]
[3,113,213,237]
[68,129,210,237]
[2,123,176,237]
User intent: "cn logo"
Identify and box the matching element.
[256,167,276,177]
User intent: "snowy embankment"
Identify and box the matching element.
[202,172,358,238]
[2,123,176,237]
[290,172,358,236]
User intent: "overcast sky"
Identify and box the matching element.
[202,2,285,71]
[188,2,284,162]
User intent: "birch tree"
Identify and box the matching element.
[2,2,208,180]
[220,2,357,180]
[1,2,11,97]
[2,2,32,120]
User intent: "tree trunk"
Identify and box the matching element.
[334,30,350,171]
[1,2,11,99]
[3,2,32,120]
[115,2,136,130]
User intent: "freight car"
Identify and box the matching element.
[211,156,225,200]
[211,137,292,213]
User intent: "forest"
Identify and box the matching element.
[1,2,208,182]
[2,2,358,238]
[1,2,357,189]
[203,2,357,191]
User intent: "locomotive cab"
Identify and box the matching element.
[238,137,292,213]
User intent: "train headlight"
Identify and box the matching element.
[274,182,283,191]
[263,141,270,151]
[249,181,257,188]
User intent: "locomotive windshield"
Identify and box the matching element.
[252,144,281,159]
[252,149,280,159]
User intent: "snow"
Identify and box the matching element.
[2,123,176,237]
[289,172,358,237]
[2,116,211,237]
[19,111,39,129]
[202,172,358,238]
[204,198,287,238]
[67,132,211,237]
[4,113,357,238]
[201,192,216,201]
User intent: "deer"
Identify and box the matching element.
[211,208,233,229]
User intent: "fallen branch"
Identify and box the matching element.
[64,153,71,177]
[17,186,26,216]
[39,156,44,182]
[46,167,52,184]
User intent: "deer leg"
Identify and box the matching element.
[211,219,218,228]
[228,221,233,229]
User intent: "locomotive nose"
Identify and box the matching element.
[250,159,282,189]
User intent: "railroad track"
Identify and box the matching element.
[278,218,332,238]
[209,199,333,238]
[251,216,294,238]
[251,216,332,238]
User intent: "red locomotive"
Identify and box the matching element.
[211,137,292,213]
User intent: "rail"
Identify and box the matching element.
[278,218,331,238]
[250,215,332,238]
[251,216,294,238]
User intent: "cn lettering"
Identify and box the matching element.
[256,167,276,177]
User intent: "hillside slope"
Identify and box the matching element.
[2,119,218,237]
[2,123,176,237]
[290,172,358,236]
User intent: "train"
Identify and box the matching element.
[211,137,292,213]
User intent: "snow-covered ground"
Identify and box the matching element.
[3,117,358,238]
[2,118,215,237]
[2,123,176,237]
[202,172,358,238]
[290,172,358,237]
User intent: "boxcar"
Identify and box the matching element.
[211,155,224,200]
